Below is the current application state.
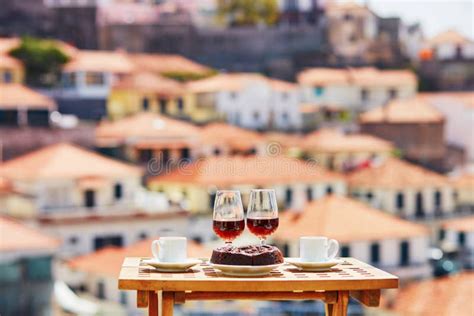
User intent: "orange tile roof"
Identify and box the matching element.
[0,54,22,70]
[0,37,20,55]
[199,123,264,151]
[187,73,297,93]
[302,129,394,153]
[112,71,184,95]
[64,50,135,73]
[393,273,474,316]
[149,156,343,186]
[274,195,428,243]
[428,29,473,46]
[451,172,474,189]
[326,1,371,14]
[297,68,349,86]
[420,92,474,109]
[0,216,59,252]
[96,113,199,145]
[359,97,444,123]
[0,177,12,194]
[347,158,448,189]
[129,53,211,75]
[0,84,56,109]
[441,216,474,233]
[68,238,211,278]
[0,143,142,180]
[297,67,416,87]
[264,132,304,149]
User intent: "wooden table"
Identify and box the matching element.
[118,257,398,316]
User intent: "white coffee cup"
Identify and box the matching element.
[151,237,187,262]
[300,236,339,262]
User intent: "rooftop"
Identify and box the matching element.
[187,73,297,93]
[112,71,184,96]
[0,37,20,55]
[428,29,473,46]
[68,238,210,278]
[0,143,142,181]
[451,172,474,189]
[393,273,474,316]
[441,216,474,233]
[420,92,474,110]
[96,112,199,146]
[0,84,56,109]
[274,195,428,243]
[348,158,448,189]
[359,97,444,123]
[199,123,264,152]
[0,54,23,70]
[149,156,342,186]
[0,216,59,253]
[129,53,211,76]
[297,67,416,87]
[64,50,135,73]
[302,129,394,153]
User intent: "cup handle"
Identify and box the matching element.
[151,240,160,259]
[328,239,339,260]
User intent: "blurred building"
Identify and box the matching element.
[298,67,417,112]
[148,155,345,214]
[0,216,59,316]
[95,112,200,167]
[0,143,188,257]
[392,273,474,315]
[359,97,446,168]
[348,158,455,220]
[418,30,474,91]
[439,216,474,269]
[301,128,394,172]
[63,238,210,313]
[451,172,474,213]
[274,196,431,280]
[187,73,303,130]
[0,53,23,83]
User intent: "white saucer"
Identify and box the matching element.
[210,263,282,277]
[285,258,343,271]
[142,258,201,272]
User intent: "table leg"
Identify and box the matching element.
[162,292,175,316]
[325,291,349,316]
[148,291,158,316]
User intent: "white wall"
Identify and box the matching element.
[61,71,117,99]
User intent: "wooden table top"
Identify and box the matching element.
[119,257,398,292]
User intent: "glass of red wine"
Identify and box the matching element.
[212,190,245,244]
[246,189,279,245]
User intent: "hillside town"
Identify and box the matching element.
[0,0,473,315]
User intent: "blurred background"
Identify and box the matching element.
[0,0,473,315]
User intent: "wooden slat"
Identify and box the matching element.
[350,289,380,307]
[162,292,174,316]
[182,291,337,302]
[137,290,148,308]
[148,291,158,316]
[118,257,399,293]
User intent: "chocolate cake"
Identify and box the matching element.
[210,244,284,266]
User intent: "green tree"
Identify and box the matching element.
[9,37,70,87]
[217,0,279,27]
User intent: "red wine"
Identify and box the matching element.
[246,218,279,237]
[213,219,245,241]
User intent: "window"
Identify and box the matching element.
[434,190,442,208]
[370,243,380,264]
[415,192,424,218]
[396,192,404,210]
[161,149,170,162]
[26,257,52,281]
[114,183,123,200]
[458,232,466,246]
[94,235,123,250]
[282,112,289,122]
[281,92,289,100]
[285,188,293,206]
[360,89,369,102]
[230,92,237,99]
[177,98,184,113]
[253,112,260,121]
[366,192,373,200]
[326,185,333,195]
[209,192,216,209]
[181,148,190,160]
[139,232,147,240]
[399,240,410,267]
[213,148,221,156]
[349,33,357,42]
[97,281,106,299]
[62,72,76,87]
[120,291,127,305]
[0,262,21,283]
[142,98,150,111]
[159,98,167,114]
[314,86,324,96]
[84,190,96,208]
[85,72,105,86]
[343,13,353,21]
[3,70,13,83]
[306,187,313,201]
[438,229,445,241]
[69,236,79,245]
[341,245,350,257]
[234,112,241,125]
[388,88,397,99]
[139,149,153,162]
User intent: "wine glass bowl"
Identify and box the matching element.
[212,190,245,243]
[246,189,279,244]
